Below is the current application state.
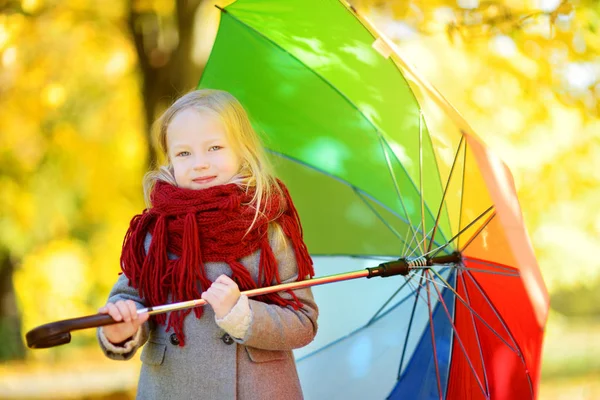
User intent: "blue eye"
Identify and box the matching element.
[209,146,222,151]
[176,151,190,157]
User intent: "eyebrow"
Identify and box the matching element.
[169,138,224,149]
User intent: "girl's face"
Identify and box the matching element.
[167,108,242,190]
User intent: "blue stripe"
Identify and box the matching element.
[388,271,456,399]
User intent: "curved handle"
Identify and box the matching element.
[26,313,116,349]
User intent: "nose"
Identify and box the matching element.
[192,156,209,170]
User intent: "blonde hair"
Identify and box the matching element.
[143,89,284,231]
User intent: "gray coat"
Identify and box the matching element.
[98,229,318,400]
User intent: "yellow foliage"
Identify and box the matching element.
[21,0,43,14]
[42,83,67,108]
[0,1,148,365]
[14,239,93,333]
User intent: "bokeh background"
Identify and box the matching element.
[1,0,598,398]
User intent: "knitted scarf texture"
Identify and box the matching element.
[120,180,314,346]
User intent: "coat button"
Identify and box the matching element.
[221,333,234,345]
[169,333,180,346]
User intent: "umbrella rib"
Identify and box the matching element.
[426,270,489,398]
[219,9,448,246]
[461,256,520,274]
[399,270,456,395]
[419,111,427,257]
[347,254,395,261]
[425,277,444,400]
[404,221,423,257]
[401,218,414,257]
[269,150,449,250]
[406,273,433,308]
[417,269,451,291]
[382,133,451,250]
[366,272,417,326]
[428,268,519,354]
[427,135,465,253]
[431,205,495,258]
[460,211,496,252]
[397,271,427,379]
[459,272,491,396]
[415,235,460,261]
[465,269,525,346]
[463,270,535,399]
[455,266,520,278]
[378,135,425,255]
[458,142,468,249]
[406,225,437,260]
[306,253,401,260]
[353,188,419,254]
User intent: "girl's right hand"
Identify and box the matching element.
[99,300,149,345]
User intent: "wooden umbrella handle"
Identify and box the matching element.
[26,313,116,349]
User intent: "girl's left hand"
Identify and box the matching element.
[201,274,241,319]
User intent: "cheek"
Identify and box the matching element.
[230,151,242,168]
[229,155,242,172]
[215,152,240,172]
[171,162,186,178]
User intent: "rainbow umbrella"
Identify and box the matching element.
[199,0,550,398]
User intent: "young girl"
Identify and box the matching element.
[97,89,318,399]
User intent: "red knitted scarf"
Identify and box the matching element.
[120,180,314,346]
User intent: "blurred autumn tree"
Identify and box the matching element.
[128,0,204,165]
[0,0,209,361]
[0,0,598,369]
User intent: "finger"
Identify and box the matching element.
[126,300,138,320]
[137,312,150,325]
[106,303,122,322]
[201,291,210,302]
[210,289,233,303]
[217,283,240,298]
[201,291,217,307]
[218,276,239,290]
[132,311,148,329]
[115,301,133,322]
[215,275,235,285]
[202,287,226,301]
[209,282,232,293]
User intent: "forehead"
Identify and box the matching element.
[166,108,227,146]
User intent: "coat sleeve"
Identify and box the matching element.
[237,230,319,351]
[96,272,152,360]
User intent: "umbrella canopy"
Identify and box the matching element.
[199,0,550,398]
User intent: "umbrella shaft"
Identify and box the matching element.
[139,270,370,316]
[137,254,462,316]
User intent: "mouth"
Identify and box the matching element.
[192,176,217,184]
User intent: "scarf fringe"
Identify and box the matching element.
[228,259,257,289]
[145,216,168,326]
[259,240,278,286]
